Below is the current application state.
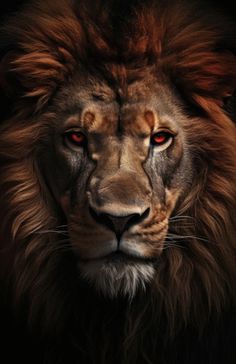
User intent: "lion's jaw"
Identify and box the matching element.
[79,255,156,299]
[72,197,168,299]
[74,206,167,298]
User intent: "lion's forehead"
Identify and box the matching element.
[59,77,181,137]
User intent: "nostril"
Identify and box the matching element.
[89,206,150,238]
[126,208,150,230]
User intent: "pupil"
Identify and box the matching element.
[155,134,166,142]
[72,133,82,141]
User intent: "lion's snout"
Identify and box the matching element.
[86,170,151,236]
[89,205,150,240]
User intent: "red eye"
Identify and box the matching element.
[65,131,86,147]
[151,131,173,146]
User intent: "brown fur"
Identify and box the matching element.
[0,1,236,363]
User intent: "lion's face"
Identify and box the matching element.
[1,1,236,355]
[40,71,192,297]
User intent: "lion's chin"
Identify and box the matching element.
[78,252,155,299]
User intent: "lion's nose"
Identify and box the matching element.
[89,207,150,240]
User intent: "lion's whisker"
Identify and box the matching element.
[45,239,72,254]
[166,233,213,244]
[169,214,195,221]
[35,229,68,235]
[163,239,186,250]
[42,238,70,245]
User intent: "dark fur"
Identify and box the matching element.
[0,0,236,363]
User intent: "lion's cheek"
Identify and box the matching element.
[122,222,168,257]
[165,188,182,215]
[68,224,117,259]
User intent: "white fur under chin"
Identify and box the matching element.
[78,259,155,299]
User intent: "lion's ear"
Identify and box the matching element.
[173,46,236,116]
[196,50,236,107]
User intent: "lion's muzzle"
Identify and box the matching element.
[87,167,152,241]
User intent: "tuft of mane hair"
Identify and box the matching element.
[0,0,236,363]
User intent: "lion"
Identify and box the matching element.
[0,0,236,363]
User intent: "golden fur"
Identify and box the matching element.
[0,0,236,363]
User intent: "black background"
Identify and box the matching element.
[0,0,236,20]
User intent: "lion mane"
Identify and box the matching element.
[0,0,236,363]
